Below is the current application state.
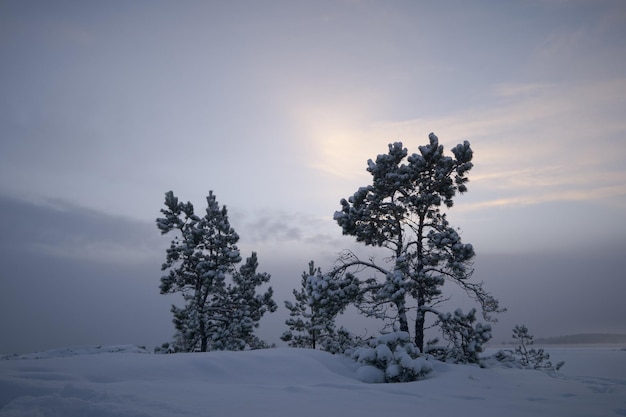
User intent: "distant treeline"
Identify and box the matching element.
[534,334,626,345]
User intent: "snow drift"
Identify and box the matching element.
[1,345,625,417]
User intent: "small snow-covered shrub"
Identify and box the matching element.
[154,342,180,354]
[431,308,491,364]
[321,327,361,354]
[351,331,432,383]
[493,325,564,371]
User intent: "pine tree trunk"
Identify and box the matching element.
[197,289,208,352]
[398,302,409,334]
[199,316,208,352]
[415,293,426,353]
[200,336,208,352]
[414,213,426,352]
[414,310,425,353]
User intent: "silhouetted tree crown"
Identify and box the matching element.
[329,133,503,354]
[157,191,276,352]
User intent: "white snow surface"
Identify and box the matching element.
[1,345,625,417]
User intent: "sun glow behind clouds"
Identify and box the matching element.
[286,71,626,255]
[354,78,626,213]
[288,97,385,184]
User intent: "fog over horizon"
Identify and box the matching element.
[1,194,624,354]
[1,0,625,354]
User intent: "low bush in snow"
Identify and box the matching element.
[426,308,492,364]
[492,325,564,371]
[351,331,432,383]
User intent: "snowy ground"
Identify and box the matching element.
[0,345,625,417]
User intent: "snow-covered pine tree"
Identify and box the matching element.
[281,261,327,349]
[219,252,277,350]
[331,133,504,355]
[433,308,492,363]
[281,261,358,351]
[508,324,564,370]
[157,191,275,352]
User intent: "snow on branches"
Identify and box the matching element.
[157,191,276,352]
[282,261,360,353]
[329,133,504,359]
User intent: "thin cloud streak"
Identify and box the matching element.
[353,79,626,209]
[378,78,626,143]
[296,75,626,232]
[459,184,626,212]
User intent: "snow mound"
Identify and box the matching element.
[1,345,150,360]
[0,346,624,417]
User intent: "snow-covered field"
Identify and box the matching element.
[1,345,625,417]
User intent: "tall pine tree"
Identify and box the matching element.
[331,133,503,353]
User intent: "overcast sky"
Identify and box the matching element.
[1,0,625,354]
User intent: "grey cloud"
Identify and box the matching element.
[233,209,344,248]
[0,196,156,249]
[0,195,172,354]
[241,213,303,244]
[0,196,166,265]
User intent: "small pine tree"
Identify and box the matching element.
[512,325,564,370]
[281,261,324,349]
[216,253,277,350]
[494,325,564,371]
[157,191,275,352]
[282,261,361,351]
[432,308,492,364]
